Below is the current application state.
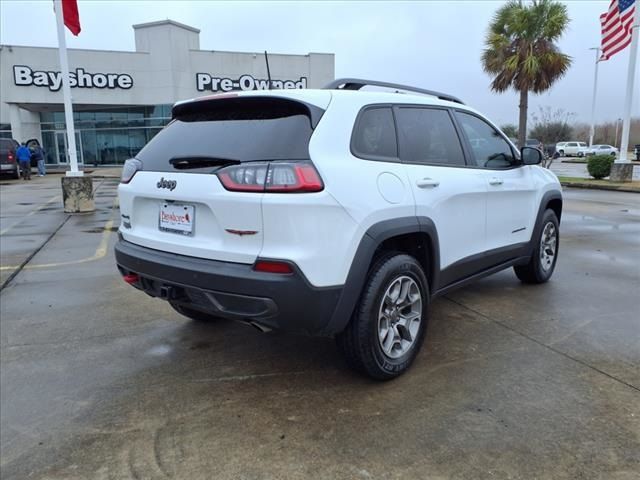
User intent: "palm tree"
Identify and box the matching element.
[482,0,571,148]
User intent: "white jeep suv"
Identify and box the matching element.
[116,79,562,380]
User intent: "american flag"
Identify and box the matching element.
[600,0,637,60]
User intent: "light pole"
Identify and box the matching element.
[615,118,622,148]
[588,47,600,148]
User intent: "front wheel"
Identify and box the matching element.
[514,209,559,284]
[336,253,429,380]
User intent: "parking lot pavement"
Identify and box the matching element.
[1,181,638,479]
[0,176,118,287]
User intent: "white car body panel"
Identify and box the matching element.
[119,172,264,264]
[118,88,561,289]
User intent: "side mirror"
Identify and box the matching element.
[521,146,542,165]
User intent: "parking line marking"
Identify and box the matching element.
[0,195,61,236]
[0,197,118,271]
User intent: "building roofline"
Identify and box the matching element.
[132,19,200,33]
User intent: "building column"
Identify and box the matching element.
[9,104,23,142]
[8,104,41,144]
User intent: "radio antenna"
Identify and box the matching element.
[264,51,273,90]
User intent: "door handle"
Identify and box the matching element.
[488,177,504,186]
[416,178,440,188]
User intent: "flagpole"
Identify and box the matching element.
[588,47,600,148]
[617,6,639,164]
[54,0,82,176]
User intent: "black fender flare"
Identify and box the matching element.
[322,216,440,335]
[528,190,563,253]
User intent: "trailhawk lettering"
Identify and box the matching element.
[196,73,307,92]
[13,65,133,92]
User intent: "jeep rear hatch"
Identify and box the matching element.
[117,92,330,264]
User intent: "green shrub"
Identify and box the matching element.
[587,155,614,179]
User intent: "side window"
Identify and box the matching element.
[569,142,577,147]
[395,107,465,166]
[352,107,397,159]
[454,111,516,168]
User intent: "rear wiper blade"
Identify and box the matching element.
[169,156,241,170]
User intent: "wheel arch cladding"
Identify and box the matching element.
[322,216,440,335]
[546,196,563,222]
[528,190,562,253]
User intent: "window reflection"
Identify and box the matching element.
[39,105,171,165]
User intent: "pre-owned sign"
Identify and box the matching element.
[13,65,133,92]
[196,73,307,92]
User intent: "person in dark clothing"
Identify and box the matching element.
[16,143,31,180]
[31,145,46,176]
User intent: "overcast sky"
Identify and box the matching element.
[1,0,637,126]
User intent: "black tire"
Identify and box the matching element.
[578,152,584,158]
[336,253,429,380]
[558,150,564,156]
[169,302,221,322]
[514,209,559,284]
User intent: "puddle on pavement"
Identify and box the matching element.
[83,226,119,233]
[145,344,173,356]
[17,202,34,206]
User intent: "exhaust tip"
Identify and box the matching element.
[237,319,272,333]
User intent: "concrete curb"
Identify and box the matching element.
[560,182,640,194]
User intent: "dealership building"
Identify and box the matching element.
[0,20,335,165]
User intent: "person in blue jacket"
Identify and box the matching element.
[16,143,31,180]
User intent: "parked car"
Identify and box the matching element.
[585,144,618,157]
[115,78,562,380]
[0,138,20,179]
[556,141,587,157]
[525,138,544,151]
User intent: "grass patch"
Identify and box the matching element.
[556,176,640,192]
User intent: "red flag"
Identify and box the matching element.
[62,0,81,35]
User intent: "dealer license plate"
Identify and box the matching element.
[159,203,195,236]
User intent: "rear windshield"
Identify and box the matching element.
[137,97,324,173]
[0,139,16,152]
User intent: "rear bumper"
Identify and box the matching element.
[114,238,343,335]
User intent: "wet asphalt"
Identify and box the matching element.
[0,175,638,480]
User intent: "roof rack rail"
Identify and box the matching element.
[324,78,465,105]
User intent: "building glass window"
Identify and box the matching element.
[39,104,172,165]
[0,124,12,140]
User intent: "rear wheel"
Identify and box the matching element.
[336,253,429,380]
[169,302,221,322]
[514,209,559,284]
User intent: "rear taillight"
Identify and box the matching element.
[121,158,142,184]
[7,152,15,163]
[217,161,323,193]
